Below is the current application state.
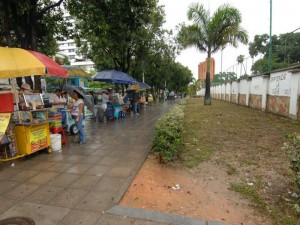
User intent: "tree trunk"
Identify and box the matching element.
[204,52,212,105]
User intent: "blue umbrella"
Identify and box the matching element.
[93,70,137,85]
[138,82,151,89]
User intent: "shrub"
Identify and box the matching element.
[152,104,185,162]
[283,133,300,188]
[282,132,300,215]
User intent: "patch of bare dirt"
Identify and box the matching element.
[120,155,270,225]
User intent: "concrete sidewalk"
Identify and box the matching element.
[0,101,230,225]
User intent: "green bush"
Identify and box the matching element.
[152,105,185,162]
[283,133,300,188]
[282,133,300,215]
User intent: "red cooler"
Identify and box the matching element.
[0,92,14,112]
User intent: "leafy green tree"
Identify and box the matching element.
[177,3,248,105]
[67,0,164,77]
[167,62,193,94]
[248,33,300,74]
[212,72,237,85]
[55,55,70,65]
[0,0,69,90]
[67,0,190,99]
[237,55,246,76]
[188,78,201,96]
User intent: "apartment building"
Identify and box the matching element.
[57,13,94,72]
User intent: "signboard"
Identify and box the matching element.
[29,124,48,152]
[0,113,11,142]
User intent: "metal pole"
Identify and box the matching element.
[268,0,273,72]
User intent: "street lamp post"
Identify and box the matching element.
[268,0,273,72]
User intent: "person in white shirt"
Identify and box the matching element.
[49,89,65,108]
[101,91,109,110]
[69,90,86,144]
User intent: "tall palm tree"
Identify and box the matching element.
[178,3,248,105]
[237,54,245,77]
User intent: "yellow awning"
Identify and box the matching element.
[0,47,45,78]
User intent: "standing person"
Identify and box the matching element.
[101,90,109,110]
[50,89,66,126]
[70,90,86,144]
[131,91,140,114]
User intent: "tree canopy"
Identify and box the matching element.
[0,0,194,96]
[248,33,300,74]
[66,0,191,97]
[0,0,69,90]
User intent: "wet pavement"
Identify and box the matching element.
[0,101,230,225]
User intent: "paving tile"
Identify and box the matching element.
[66,163,94,174]
[0,196,17,214]
[27,171,60,184]
[69,175,102,190]
[83,143,104,150]
[75,190,116,212]
[58,209,101,225]
[12,160,38,169]
[0,180,19,195]
[93,176,124,192]
[0,168,22,180]
[79,155,102,164]
[45,162,75,172]
[77,149,98,156]
[23,185,64,204]
[29,161,57,170]
[85,164,111,176]
[91,149,111,156]
[6,169,40,182]
[107,166,133,178]
[94,213,135,225]
[47,173,80,187]
[5,183,41,200]
[108,150,127,158]
[0,202,70,225]
[127,151,146,159]
[62,155,88,163]
[118,159,141,167]
[47,153,68,162]
[48,188,88,208]
[97,156,122,165]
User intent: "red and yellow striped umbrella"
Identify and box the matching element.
[0,47,68,79]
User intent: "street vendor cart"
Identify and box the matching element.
[0,93,52,162]
[13,109,52,157]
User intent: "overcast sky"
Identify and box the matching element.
[158,0,300,79]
